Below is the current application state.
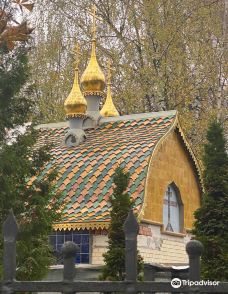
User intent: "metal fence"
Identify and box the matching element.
[0,209,227,293]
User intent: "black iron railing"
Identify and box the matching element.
[0,209,227,293]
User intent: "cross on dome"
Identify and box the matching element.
[100,58,119,117]
[80,4,106,95]
[72,43,82,69]
[107,59,114,84]
[64,41,87,119]
[88,4,102,40]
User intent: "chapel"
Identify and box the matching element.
[37,6,202,266]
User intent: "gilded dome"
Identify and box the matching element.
[100,83,119,117]
[80,40,105,94]
[64,69,87,118]
[100,59,119,117]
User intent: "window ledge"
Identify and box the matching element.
[50,264,102,269]
[140,219,163,226]
[161,228,186,238]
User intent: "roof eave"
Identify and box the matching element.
[53,221,110,231]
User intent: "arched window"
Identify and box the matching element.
[163,184,183,233]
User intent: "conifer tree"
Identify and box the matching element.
[193,121,228,281]
[100,166,143,281]
[0,44,61,280]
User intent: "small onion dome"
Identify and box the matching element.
[80,39,105,95]
[100,82,119,117]
[64,69,87,118]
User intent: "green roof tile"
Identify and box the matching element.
[37,112,176,224]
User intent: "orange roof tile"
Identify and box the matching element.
[38,111,177,226]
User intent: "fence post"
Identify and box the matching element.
[62,241,79,294]
[186,240,204,281]
[123,210,139,294]
[2,210,19,294]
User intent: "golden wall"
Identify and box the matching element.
[141,129,201,230]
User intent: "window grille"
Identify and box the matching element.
[49,229,90,263]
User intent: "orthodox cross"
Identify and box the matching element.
[166,187,174,232]
[107,59,114,84]
[88,4,102,39]
[72,43,82,69]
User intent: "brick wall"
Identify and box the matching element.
[91,234,107,264]
[137,223,191,265]
[91,224,191,265]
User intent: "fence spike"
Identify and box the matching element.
[124,210,138,294]
[3,209,19,241]
[2,209,19,293]
[123,209,139,235]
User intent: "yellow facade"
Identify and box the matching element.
[141,129,201,231]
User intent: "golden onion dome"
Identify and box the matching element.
[100,82,119,117]
[64,68,87,118]
[80,39,105,95]
[100,59,119,117]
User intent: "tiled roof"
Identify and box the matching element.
[37,111,177,230]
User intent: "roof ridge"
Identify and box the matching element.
[100,110,177,124]
[36,110,177,129]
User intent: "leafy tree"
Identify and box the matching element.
[30,0,227,157]
[100,166,143,281]
[193,121,228,281]
[0,1,61,281]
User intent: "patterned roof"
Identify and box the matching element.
[37,111,177,230]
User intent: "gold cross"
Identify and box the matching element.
[72,43,82,68]
[88,4,102,39]
[107,59,114,84]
